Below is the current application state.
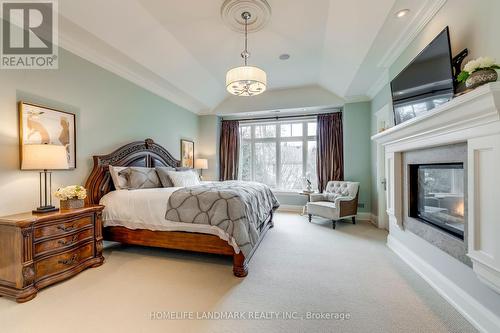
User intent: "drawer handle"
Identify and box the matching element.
[57,235,78,246]
[58,254,79,266]
[57,224,76,232]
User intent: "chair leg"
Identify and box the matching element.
[332,220,336,229]
[308,214,312,222]
[352,216,356,225]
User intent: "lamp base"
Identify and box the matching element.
[33,205,58,214]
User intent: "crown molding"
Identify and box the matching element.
[57,32,204,114]
[344,95,371,103]
[377,0,447,69]
[367,69,390,99]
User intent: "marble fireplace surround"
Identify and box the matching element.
[402,143,471,266]
[372,82,500,294]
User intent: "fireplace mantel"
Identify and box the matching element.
[372,82,500,294]
[372,82,500,152]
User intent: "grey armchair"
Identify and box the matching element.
[307,181,360,229]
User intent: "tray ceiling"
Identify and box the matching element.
[57,0,446,114]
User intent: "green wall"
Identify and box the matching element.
[0,48,199,215]
[198,115,221,181]
[343,102,371,213]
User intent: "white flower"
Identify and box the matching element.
[478,56,496,69]
[55,185,87,200]
[463,56,498,73]
[464,59,480,73]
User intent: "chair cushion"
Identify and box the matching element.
[307,201,339,219]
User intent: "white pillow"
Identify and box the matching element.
[109,166,128,190]
[166,170,200,187]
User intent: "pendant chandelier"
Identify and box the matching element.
[226,12,267,96]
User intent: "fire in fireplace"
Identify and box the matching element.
[409,163,465,239]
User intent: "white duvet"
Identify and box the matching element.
[100,188,240,252]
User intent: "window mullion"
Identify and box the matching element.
[276,123,281,189]
[302,122,307,180]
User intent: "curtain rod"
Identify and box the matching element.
[222,110,342,123]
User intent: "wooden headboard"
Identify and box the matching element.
[84,138,180,204]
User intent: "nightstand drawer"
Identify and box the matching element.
[35,242,94,280]
[34,216,93,240]
[34,228,94,257]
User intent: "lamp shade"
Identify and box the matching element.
[194,158,208,170]
[226,66,267,96]
[22,144,69,170]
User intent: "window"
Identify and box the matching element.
[238,119,317,191]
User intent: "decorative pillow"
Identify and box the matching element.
[166,170,200,187]
[109,166,128,190]
[155,166,176,187]
[118,167,161,189]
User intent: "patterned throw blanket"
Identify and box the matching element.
[165,181,280,257]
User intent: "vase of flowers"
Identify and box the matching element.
[55,185,87,210]
[458,57,499,89]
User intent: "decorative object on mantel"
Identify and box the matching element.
[457,56,499,89]
[55,185,87,210]
[194,158,208,180]
[21,144,69,213]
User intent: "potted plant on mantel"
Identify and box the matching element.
[458,56,500,89]
[55,185,87,210]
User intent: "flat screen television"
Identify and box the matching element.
[391,27,454,125]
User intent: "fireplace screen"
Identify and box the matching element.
[409,163,465,239]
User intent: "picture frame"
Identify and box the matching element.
[19,101,77,169]
[180,139,194,168]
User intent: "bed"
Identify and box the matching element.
[84,139,276,277]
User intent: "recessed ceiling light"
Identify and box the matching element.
[395,9,410,18]
[279,54,290,60]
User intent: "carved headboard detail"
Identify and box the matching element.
[84,138,180,204]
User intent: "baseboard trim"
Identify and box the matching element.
[276,205,303,213]
[276,205,373,222]
[356,212,372,221]
[387,235,500,333]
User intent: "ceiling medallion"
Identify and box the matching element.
[220,0,271,33]
[225,11,267,97]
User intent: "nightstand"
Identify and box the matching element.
[0,205,105,303]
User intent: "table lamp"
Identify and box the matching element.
[194,158,208,180]
[22,144,69,213]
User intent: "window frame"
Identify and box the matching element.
[239,118,317,191]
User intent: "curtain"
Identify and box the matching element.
[316,112,344,192]
[219,120,240,181]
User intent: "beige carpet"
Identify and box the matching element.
[0,212,477,333]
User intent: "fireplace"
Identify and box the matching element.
[409,163,465,239]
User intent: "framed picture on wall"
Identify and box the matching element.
[19,102,77,169]
[180,139,194,168]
